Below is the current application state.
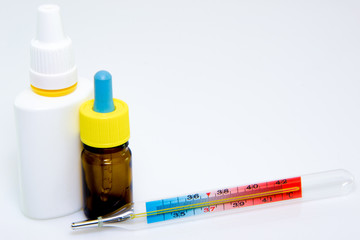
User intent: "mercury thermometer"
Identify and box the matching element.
[72,169,354,230]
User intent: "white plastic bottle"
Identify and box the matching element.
[14,5,92,219]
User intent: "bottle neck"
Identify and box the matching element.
[30,82,77,97]
[83,142,129,154]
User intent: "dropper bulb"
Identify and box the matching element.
[93,70,115,113]
[36,5,66,43]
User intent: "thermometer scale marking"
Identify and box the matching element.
[144,177,302,224]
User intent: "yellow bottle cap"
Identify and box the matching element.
[79,98,130,148]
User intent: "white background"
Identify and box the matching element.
[0,0,359,239]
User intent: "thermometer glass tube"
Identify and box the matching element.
[72,169,354,230]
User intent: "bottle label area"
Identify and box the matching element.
[145,177,302,224]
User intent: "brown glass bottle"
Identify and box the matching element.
[81,142,132,219]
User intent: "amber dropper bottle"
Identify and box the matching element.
[79,70,132,219]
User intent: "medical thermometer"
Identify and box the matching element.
[72,169,354,230]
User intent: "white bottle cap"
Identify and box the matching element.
[30,5,77,90]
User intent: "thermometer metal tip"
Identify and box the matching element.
[72,218,101,230]
[72,203,134,230]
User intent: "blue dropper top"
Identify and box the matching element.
[93,70,115,113]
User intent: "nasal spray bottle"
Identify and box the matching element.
[14,5,92,219]
[79,71,132,219]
